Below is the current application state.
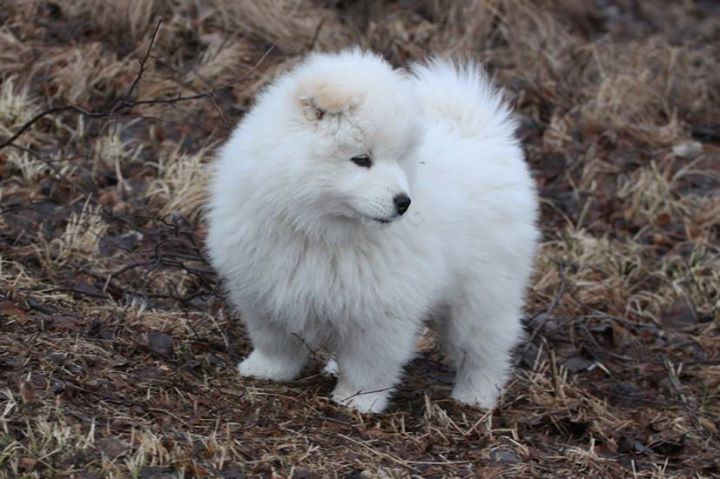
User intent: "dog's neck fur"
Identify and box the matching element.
[275,208,387,247]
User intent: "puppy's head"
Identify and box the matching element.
[280,50,420,228]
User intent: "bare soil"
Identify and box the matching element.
[0,1,718,478]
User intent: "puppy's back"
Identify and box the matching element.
[411,60,515,141]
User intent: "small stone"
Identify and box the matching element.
[48,352,67,365]
[138,466,176,479]
[51,380,65,394]
[96,437,128,459]
[489,448,520,464]
[218,465,246,479]
[207,353,227,368]
[672,141,703,159]
[292,467,313,479]
[563,356,595,373]
[145,330,174,358]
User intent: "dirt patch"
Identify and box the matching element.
[0,1,718,477]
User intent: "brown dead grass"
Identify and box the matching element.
[0,1,719,478]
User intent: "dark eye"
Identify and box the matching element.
[350,155,372,168]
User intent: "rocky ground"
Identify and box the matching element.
[0,1,718,477]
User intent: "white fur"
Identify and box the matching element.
[206,50,539,413]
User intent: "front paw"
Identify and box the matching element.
[331,384,390,413]
[451,380,501,409]
[321,358,338,377]
[238,350,303,382]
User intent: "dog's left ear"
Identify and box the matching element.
[298,82,356,122]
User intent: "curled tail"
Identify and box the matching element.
[410,59,516,139]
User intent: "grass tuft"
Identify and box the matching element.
[0,1,718,477]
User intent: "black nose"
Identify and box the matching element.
[393,194,411,215]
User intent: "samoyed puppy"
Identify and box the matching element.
[206,49,538,413]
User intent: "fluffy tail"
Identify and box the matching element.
[410,59,516,139]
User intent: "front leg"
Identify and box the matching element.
[332,322,418,413]
[238,315,309,382]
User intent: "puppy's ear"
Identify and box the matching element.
[299,95,326,122]
[298,82,356,122]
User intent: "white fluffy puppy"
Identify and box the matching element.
[206,50,538,413]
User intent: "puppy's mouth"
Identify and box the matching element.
[345,207,401,227]
[355,213,397,226]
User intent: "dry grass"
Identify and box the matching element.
[0,1,719,478]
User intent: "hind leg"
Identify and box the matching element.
[443,287,523,409]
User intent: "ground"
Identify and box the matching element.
[0,1,719,478]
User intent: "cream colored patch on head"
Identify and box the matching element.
[309,83,356,111]
[297,79,361,121]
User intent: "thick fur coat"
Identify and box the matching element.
[206,50,539,412]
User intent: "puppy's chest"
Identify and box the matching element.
[239,237,427,321]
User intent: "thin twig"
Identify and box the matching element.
[0,42,276,152]
[523,262,566,351]
[662,355,713,440]
[121,19,163,105]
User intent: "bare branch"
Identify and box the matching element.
[121,19,163,105]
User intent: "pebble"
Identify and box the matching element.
[672,141,703,159]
